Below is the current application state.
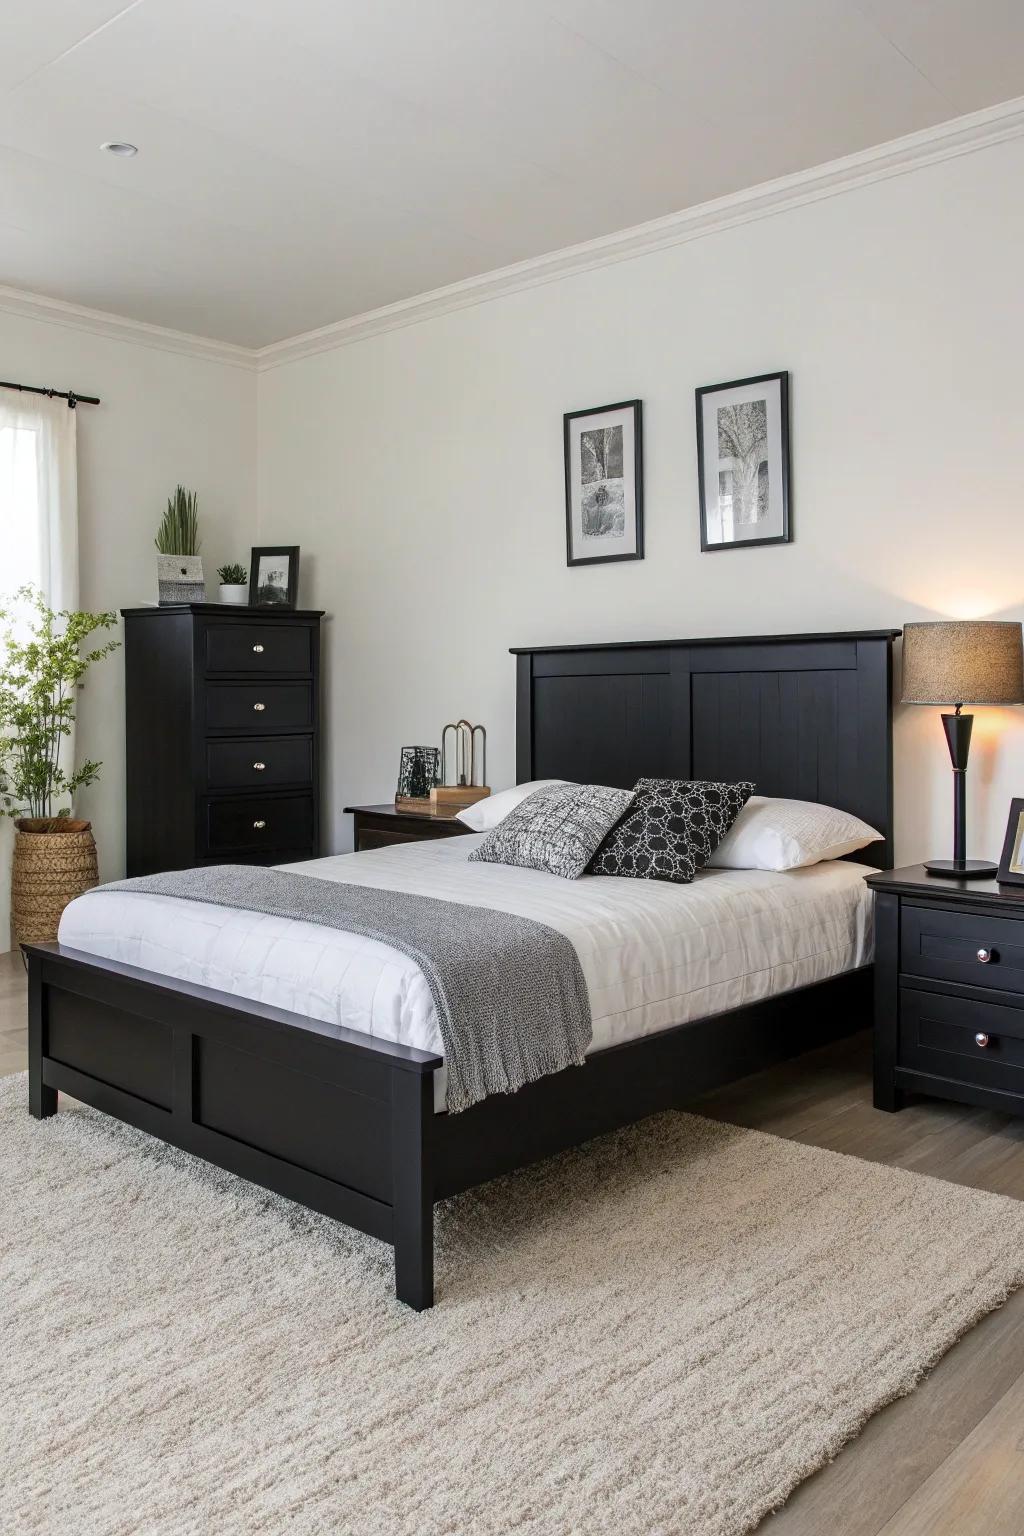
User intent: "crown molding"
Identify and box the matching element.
[255,93,1024,372]
[3,96,1023,372]
[0,282,256,370]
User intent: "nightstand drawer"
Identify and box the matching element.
[899,987,1024,1092]
[901,902,1024,996]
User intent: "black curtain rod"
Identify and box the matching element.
[0,379,100,408]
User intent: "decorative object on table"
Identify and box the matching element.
[901,619,1024,878]
[696,372,790,551]
[564,399,643,567]
[433,720,490,816]
[395,745,441,814]
[155,485,205,603]
[216,563,249,605]
[0,586,119,943]
[249,546,299,609]
[997,798,1024,887]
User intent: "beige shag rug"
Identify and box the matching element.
[3,1072,1024,1536]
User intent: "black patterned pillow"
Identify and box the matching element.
[469,782,634,880]
[589,779,754,883]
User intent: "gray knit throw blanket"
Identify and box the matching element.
[97,865,592,1113]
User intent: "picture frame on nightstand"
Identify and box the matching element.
[997,798,1024,886]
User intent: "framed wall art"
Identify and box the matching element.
[696,371,790,551]
[564,399,643,567]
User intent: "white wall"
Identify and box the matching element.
[1,309,256,943]
[257,134,1024,868]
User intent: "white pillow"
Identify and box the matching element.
[455,779,571,832]
[707,796,882,871]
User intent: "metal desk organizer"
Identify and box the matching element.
[432,720,490,816]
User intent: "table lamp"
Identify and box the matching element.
[902,620,1024,878]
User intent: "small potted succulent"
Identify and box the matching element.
[217,562,249,605]
[155,485,204,604]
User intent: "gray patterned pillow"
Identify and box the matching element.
[469,782,634,880]
[589,778,754,883]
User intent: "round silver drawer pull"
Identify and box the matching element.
[253,702,266,712]
[252,761,266,771]
[977,947,993,963]
[253,819,267,830]
[252,643,264,653]
[975,1032,991,1048]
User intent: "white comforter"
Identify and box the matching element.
[59,836,873,1110]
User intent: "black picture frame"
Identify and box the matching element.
[563,399,643,567]
[998,798,1024,886]
[695,371,791,552]
[249,545,299,609]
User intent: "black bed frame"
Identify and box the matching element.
[27,630,897,1310]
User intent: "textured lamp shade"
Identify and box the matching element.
[902,621,1024,706]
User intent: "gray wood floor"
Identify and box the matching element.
[3,953,1023,1533]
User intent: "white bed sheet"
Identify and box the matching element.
[59,836,874,1111]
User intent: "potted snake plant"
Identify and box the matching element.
[155,485,205,604]
[0,587,119,945]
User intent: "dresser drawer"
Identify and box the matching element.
[203,622,311,676]
[205,735,313,790]
[206,682,313,732]
[204,794,314,855]
[899,987,1024,1094]
[901,902,1024,997]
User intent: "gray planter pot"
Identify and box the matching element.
[157,554,205,605]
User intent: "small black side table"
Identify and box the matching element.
[867,864,1024,1118]
[345,804,473,854]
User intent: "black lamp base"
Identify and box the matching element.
[924,858,997,880]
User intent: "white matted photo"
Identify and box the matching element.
[696,372,790,551]
[564,399,643,566]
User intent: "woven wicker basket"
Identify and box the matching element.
[11,818,99,946]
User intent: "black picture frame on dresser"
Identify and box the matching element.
[248,546,300,609]
[868,864,1024,1117]
[121,603,324,876]
[997,798,1024,887]
[29,628,895,1310]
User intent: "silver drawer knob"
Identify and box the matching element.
[977,947,993,963]
[975,1032,990,1048]
[253,702,266,712]
[252,643,264,653]
[252,761,266,772]
[253,819,266,830]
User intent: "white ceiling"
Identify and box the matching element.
[2,0,1024,348]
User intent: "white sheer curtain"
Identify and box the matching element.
[0,393,80,947]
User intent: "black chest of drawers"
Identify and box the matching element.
[122,604,324,876]
[869,864,1024,1118]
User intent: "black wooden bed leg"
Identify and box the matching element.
[391,1068,434,1311]
[27,953,57,1120]
[872,892,903,1113]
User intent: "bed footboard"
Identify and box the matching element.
[25,943,442,1311]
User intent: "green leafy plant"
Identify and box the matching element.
[154,485,200,555]
[217,562,248,585]
[0,587,119,826]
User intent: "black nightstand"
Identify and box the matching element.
[868,864,1024,1117]
[345,803,473,853]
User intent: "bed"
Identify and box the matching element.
[26,629,897,1309]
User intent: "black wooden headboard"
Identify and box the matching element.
[512,630,899,870]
